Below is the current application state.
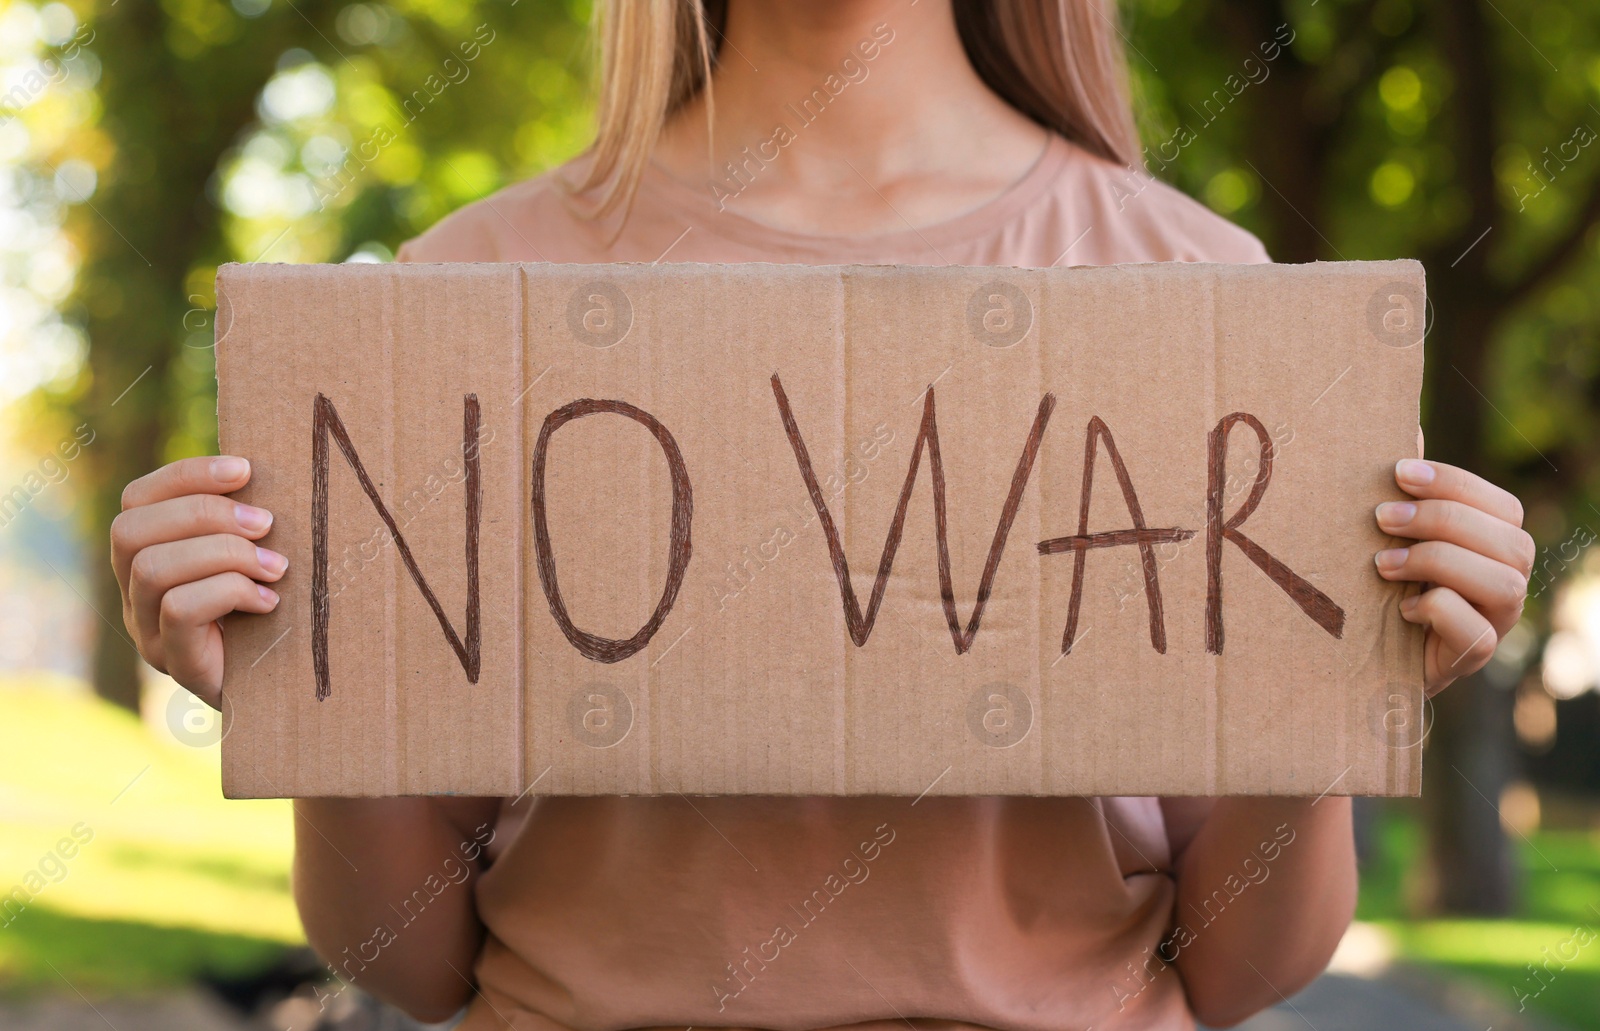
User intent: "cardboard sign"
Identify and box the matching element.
[214,259,1426,799]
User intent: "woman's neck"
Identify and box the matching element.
[652,0,1049,235]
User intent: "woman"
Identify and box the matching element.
[112,1,1533,1028]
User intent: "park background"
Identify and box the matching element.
[1,0,1598,1028]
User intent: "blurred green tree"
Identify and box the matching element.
[29,0,590,712]
[1125,0,1600,914]
[54,0,346,713]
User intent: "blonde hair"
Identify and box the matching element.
[573,0,1141,221]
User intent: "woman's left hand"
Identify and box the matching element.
[1374,458,1534,695]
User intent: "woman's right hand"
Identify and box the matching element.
[111,455,286,708]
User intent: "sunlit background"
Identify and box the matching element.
[1,0,1598,1028]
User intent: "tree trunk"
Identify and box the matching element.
[85,397,169,712]
[1421,669,1520,913]
[1415,285,1520,914]
[74,1,326,709]
[90,570,142,712]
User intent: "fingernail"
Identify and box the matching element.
[1396,459,1434,487]
[1399,594,1420,614]
[235,503,272,532]
[1375,548,1409,572]
[258,585,279,607]
[1376,501,1416,527]
[212,456,249,482]
[256,547,287,575]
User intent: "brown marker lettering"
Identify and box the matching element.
[1205,412,1344,652]
[311,393,481,700]
[530,399,693,663]
[1039,417,1195,655]
[772,373,1054,653]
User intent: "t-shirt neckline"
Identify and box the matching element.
[638,133,1071,259]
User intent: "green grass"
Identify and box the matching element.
[5,671,1600,1029]
[1358,802,1600,1030]
[0,906,288,996]
[0,674,300,996]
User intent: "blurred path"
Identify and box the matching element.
[0,990,250,1030]
[1219,970,1570,1031]
[1223,974,1486,1031]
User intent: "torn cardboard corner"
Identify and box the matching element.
[214,259,1427,799]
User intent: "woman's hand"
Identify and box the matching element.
[1374,458,1533,695]
[110,456,286,708]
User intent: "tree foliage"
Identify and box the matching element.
[1126,0,1600,914]
[14,0,592,710]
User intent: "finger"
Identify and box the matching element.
[122,456,251,511]
[1393,459,1523,527]
[1375,540,1526,625]
[129,535,287,646]
[159,572,279,700]
[1399,586,1497,693]
[111,494,274,588]
[1375,498,1536,575]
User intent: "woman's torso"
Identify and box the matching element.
[398,134,1270,1031]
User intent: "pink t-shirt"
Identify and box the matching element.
[397,133,1270,1031]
